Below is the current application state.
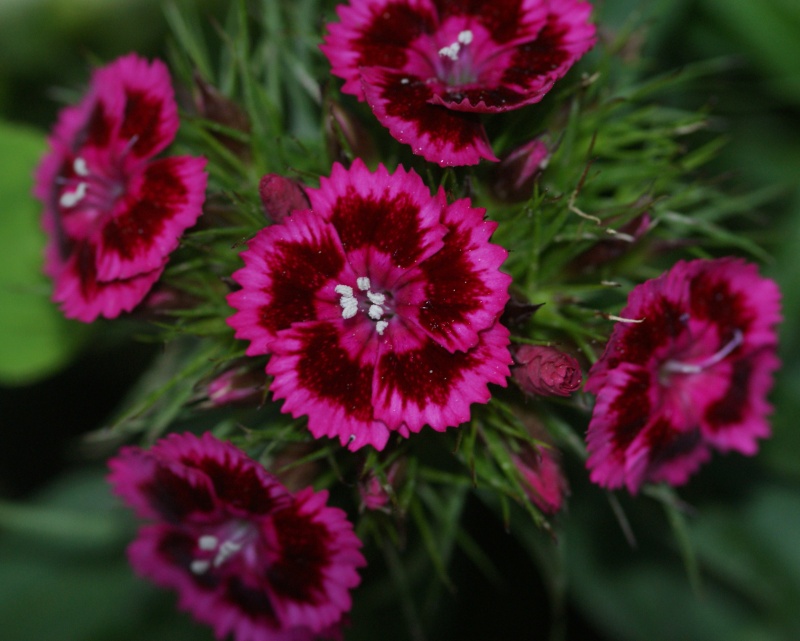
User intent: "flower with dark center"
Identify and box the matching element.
[108,432,365,641]
[321,0,596,165]
[33,54,207,321]
[227,159,512,450]
[585,258,782,493]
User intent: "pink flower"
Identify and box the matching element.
[512,445,567,514]
[512,344,582,397]
[585,258,782,494]
[226,159,512,451]
[321,0,596,166]
[33,54,208,322]
[108,432,365,641]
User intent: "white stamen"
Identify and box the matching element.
[368,304,384,320]
[367,291,386,305]
[335,284,353,297]
[73,156,89,176]
[59,182,87,208]
[357,277,371,291]
[401,78,410,84]
[190,559,211,574]
[198,535,218,551]
[340,297,358,319]
[376,320,388,335]
[457,30,473,45]
[214,540,243,567]
[663,329,744,375]
[438,42,461,61]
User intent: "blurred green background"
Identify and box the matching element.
[0,0,799,640]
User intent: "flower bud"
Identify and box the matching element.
[490,137,550,202]
[512,345,582,397]
[358,460,404,513]
[258,174,311,223]
[207,361,267,407]
[191,72,251,159]
[512,445,568,514]
[325,100,378,166]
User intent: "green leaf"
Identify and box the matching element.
[0,120,87,385]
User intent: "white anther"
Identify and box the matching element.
[214,540,243,567]
[438,42,461,61]
[367,291,386,305]
[335,284,353,297]
[457,30,473,45]
[73,156,89,177]
[190,560,211,574]
[368,304,384,320]
[59,182,87,208]
[376,320,388,335]
[198,535,218,551]
[340,297,358,319]
[357,277,371,291]
[401,78,410,84]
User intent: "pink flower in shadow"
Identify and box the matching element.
[108,432,365,641]
[585,258,782,493]
[33,54,207,321]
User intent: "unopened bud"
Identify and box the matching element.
[258,174,311,223]
[207,362,267,407]
[325,100,377,165]
[512,345,582,397]
[512,445,568,514]
[490,137,550,202]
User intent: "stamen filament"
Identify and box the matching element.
[663,329,743,374]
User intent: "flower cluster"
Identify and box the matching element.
[227,159,513,451]
[108,432,365,641]
[27,0,787,638]
[33,54,207,321]
[585,258,781,493]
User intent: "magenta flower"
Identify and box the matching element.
[321,0,596,166]
[585,258,781,494]
[33,54,208,322]
[108,432,365,641]
[227,159,512,451]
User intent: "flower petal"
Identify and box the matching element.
[312,160,447,269]
[321,0,437,99]
[95,54,180,160]
[95,156,208,280]
[267,320,390,451]
[227,210,352,356]
[373,321,511,434]
[52,241,166,322]
[360,67,498,166]
[399,197,510,352]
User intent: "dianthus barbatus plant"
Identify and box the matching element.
[20,1,787,639]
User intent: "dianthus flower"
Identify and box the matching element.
[33,54,207,321]
[321,0,596,166]
[585,258,781,494]
[108,432,365,641]
[227,160,512,451]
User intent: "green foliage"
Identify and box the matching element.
[0,121,87,385]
